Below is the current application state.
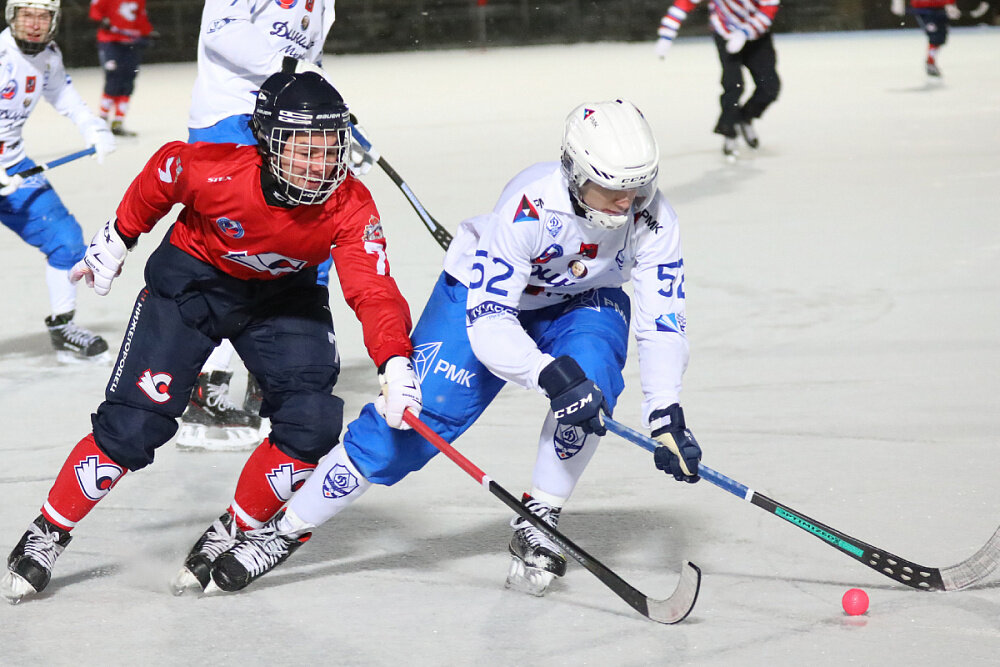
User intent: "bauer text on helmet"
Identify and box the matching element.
[561,99,659,230]
[251,70,352,206]
[6,0,60,56]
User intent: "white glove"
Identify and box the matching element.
[655,38,673,58]
[0,170,23,196]
[83,120,116,165]
[725,30,747,54]
[348,126,377,177]
[70,218,130,296]
[374,356,422,430]
[945,3,961,19]
[891,0,906,17]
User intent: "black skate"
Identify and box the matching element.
[176,371,263,452]
[45,310,109,363]
[207,513,311,593]
[738,121,759,149]
[110,120,137,137]
[2,514,73,604]
[722,136,739,160]
[926,61,941,77]
[170,512,240,595]
[505,494,566,597]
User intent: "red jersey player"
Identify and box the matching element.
[1,69,423,602]
[88,0,156,135]
[891,0,962,77]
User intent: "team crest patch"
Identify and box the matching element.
[513,195,539,223]
[532,243,563,264]
[25,76,35,93]
[578,243,598,259]
[554,425,586,460]
[545,214,562,237]
[655,312,687,334]
[323,464,359,498]
[275,0,298,8]
[363,216,384,241]
[216,216,245,239]
[1,80,16,99]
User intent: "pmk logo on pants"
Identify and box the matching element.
[137,369,173,403]
[267,463,313,502]
[75,455,124,501]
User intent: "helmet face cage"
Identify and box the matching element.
[560,99,660,230]
[265,125,350,205]
[6,0,60,55]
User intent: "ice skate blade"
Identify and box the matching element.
[55,350,111,365]
[202,579,225,596]
[175,423,264,452]
[169,566,204,596]
[505,556,556,597]
[1,570,37,604]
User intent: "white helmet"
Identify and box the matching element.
[5,0,60,55]
[561,99,659,230]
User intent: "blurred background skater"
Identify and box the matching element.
[891,0,961,77]
[88,0,157,137]
[656,0,781,159]
[0,0,116,362]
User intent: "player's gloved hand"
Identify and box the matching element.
[650,403,701,483]
[538,356,609,436]
[83,120,116,164]
[655,38,673,58]
[348,125,376,177]
[374,355,422,429]
[725,30,747,54]
[890,0,906,17]
[0,170,23,197]
[70,218,130,296]
[945,3,961,19]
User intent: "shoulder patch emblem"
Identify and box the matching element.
[363,215,384,241]
[513,195,540,224]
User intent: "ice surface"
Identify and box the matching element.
[2,28,999,666]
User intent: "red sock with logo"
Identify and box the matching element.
[42,433,127,531]
[229,438,316,530]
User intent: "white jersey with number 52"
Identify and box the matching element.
[442,161,690,424]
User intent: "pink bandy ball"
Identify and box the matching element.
[842,588,869,616]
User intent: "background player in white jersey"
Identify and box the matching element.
[0,0,115,361]
[179,0,374,450]
[199,99,703,597]
[656,0,781,158]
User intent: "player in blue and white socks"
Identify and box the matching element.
[203,99,703,597]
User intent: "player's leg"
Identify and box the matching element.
[3,259,219,601]
[505,288,630,594]
[739,33,780,148]
[174,273,343,592]
[208,272,507,592]
[0,165,107,361]
[96,41,115,124]
[713,33,746,157]
[108,43,141,137]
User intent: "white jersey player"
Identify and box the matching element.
[187,0,335,143]
[0,0,115,361]
[189,99,704,597]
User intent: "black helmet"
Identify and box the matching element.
[251,70,351,205]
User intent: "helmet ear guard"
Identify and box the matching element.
[251,70,352,205]
[561,99,659,230]
[5,0,61,55]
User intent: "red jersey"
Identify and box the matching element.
[115,141,413,366]
[89,0,154,44]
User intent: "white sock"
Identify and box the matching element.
[203,339,236,372]
[529,411,601,505]
[46,264,76,317]
[285,445,372,528]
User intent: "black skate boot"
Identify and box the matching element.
[110,120,137,137]
[170,512,240,595]
[738,120,759,149]
[45,311,109,362]
[2,514,73,604]
[208,512,311,593]
[243,374,263,414]
[926,60,941,77]
[505,494,566,597]
[177,371,263,451]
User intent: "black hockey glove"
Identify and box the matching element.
[538,356,609,436]
[650,404,701,483]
